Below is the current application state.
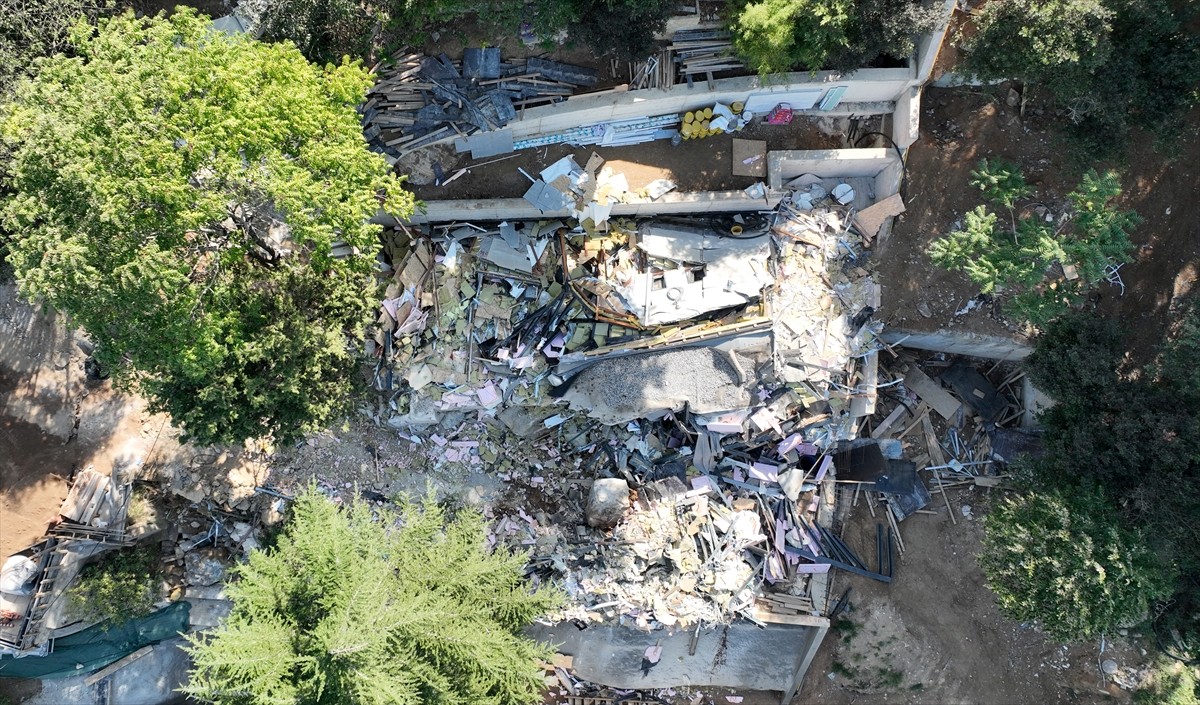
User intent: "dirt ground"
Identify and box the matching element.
[877,84,1200,363]
[800,488,1149,705]
[0,281,184,560]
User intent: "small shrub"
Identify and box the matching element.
[1134,660,1199,705]
[68,547,159,625]
[981,488,1170,641]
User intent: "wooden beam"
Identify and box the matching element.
[83,645,154,686]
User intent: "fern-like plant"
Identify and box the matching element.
[928,159,1136,325]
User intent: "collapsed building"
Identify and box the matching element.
[359,134,915,699]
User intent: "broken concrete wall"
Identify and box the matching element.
[530,621,825,693]
[767,148,901,193]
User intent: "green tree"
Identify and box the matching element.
[960,0,1200,152]
[981,489,1170,641]
[961,0,1112,91]
[1,11,413,445]
[68,547,159,625]
[183,488,560,705]
[0,0,109,93]
[238,0,382,65]
[927,160,1137,325]
[566,0,676,59]
[831,0,946,71]
[729,0,853,75]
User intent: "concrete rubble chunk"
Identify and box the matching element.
[586,478,630,529]
[184,549,228,587]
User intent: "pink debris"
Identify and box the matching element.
[749,462,779,483]
[777,433,805,455]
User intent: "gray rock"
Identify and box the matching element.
[185,550,227,587]
[586,478,630,529]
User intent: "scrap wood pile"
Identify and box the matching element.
[361,50,598,162]
[835,352,1030,542]
[365,162,896,629]
[669,28,745,79]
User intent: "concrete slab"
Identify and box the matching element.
[26,637,192,705]
[529,621,822,692]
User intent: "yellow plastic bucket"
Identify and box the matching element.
[684,111,695,124]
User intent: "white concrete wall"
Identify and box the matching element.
[407,189,783,224]
[884,329,1033,361]
[914,0,959,85]
[508,69,915,140]
[767,148,900,191]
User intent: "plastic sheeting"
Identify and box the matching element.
[0,602,190,679]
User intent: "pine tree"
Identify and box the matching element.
[183,489,561,705]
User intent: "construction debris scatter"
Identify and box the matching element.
[361,51,598,162]
[362,159,902,629]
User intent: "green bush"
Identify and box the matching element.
[1134,661,1199,705]
[68,547,159,625]
[981,489,1170,641]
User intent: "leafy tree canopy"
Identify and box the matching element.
[728,0,944,75]
[960,0,1200,152]
[1,10,414,445]
[927,159,1137,325]
[0,0,109,93]
[183,488,561,705]
[981,488,1170,642]
[729,0,853,75]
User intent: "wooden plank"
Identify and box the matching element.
[903,366,962,420]
[83,646,154,686]
[751,606,830,628]
[921,414,947,467]
[78,475,111,525]
[870,402,910,439]
[60,470,104,522]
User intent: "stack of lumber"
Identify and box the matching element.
[670,29,745,78]
[361,52,598,162]
[626,48,675,90]
[53,468,129,541]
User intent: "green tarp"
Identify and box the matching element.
[0,601,190,679]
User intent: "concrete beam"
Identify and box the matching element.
[528,621,824,693]
[892,86,921,149]
[884,329,1032,361]
[407,189,782,224]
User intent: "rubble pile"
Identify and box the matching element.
[364,162,891,628]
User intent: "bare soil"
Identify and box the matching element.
[878,84,1200,364]
[0,281,179,560]
[801,490,1148,705]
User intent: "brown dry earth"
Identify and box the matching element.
[801,491,1147,705]
[877,85,1200,363]
[0,281,179,559]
